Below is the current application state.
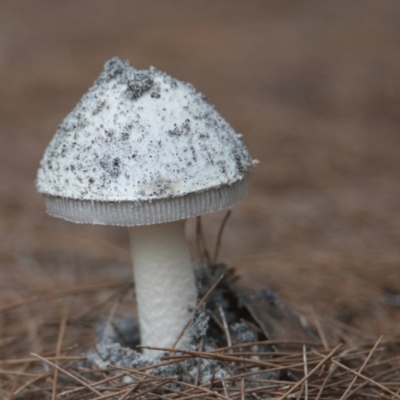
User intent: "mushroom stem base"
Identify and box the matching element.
[129,221,196,354]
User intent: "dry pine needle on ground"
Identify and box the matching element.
[0,261,399,400]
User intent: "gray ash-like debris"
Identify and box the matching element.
[87,266,257,384]
[87,263,317,388]
[230,321,258,344]
[126,72,154,99]
[96,317,140,349]
[98,57,129,83]
[89,310,228,385]
[188,309,210,346]
[97,57,154,100]
[254,286,279,306]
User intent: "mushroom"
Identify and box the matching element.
[36,57,253,353]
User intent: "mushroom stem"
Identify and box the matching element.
[129,220,197,354]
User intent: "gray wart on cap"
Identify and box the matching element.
[36,57,253,225]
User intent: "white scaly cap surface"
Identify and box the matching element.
[36,57,252,203]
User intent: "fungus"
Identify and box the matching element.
[36,57,253,354]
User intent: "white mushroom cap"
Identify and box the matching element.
[36,57,253,226]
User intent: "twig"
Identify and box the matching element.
[0,370,40,377]
[212,210,231,265]
[130,378,175,400]
[346,364,400,398]
[13,370,54,395]
[221,378,229,398]
[0,282,123,313]
[139,346,281,369]
[30,353,102,396]
[277,344,341,400]
[218,303,232,348]
[295,383,304,400]
[58,373,126,397]
[89,388,132,400]
[1,356,84,365]
[339,335,383,400]
[103,285,132,339]
[179,380,231,400]
[303,345,308,400]
[76,283,133,322]
[52,299,71,400]
[194,336,204,386]
[196,216,210,265]
[332,359,400,399]
[118,381,142,400]
[170,274,225,349]
[309,307,329,351]
[207,309,225,332]
[211,339,322,353]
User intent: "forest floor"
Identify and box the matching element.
[0,1,399,398]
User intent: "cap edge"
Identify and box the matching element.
[43,175,249,226]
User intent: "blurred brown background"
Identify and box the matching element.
[1,1,399,334]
